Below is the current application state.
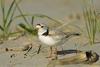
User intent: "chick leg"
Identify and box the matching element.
[51,46,58,60]
[46,46,52,58]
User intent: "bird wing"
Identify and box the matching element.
[48,30,67,40]
[49,29,80,41]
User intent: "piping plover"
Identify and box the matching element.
[36,24,80,60]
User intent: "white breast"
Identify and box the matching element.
[39,35,58,46]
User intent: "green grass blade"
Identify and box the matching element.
[6,0,23,28]
[18,23,28,31]
[18,23,33,33]
[8,31,23,36]
[34,14,63,24]
[15,1,29,26]
[83,9,91,40]
[5,0,15,26]
[31,16,34,25]
[93,8,97,43]
[0,25,4,31]
[18,23,37,35]
[12,14,63,24]
[14,14,62,23]
[6,19,13,29]
[1,0,5,26]
[12,14,30,20]
[82,0,97,45]
[83,1,91,45]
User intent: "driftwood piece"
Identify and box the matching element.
[47,50,99,67]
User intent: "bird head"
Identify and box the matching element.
[36,24,44,29]
[35,24,49,35]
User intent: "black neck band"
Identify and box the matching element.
[42,29,49,36]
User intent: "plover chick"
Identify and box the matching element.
[36,24,80,60]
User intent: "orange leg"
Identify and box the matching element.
[51,46,58,60]
[46,46,52,58]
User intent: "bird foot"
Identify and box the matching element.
[46,55,58,60]
[48,56,58,60]
[46,55,52,58]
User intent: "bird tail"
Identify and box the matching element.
[65,32,80,38]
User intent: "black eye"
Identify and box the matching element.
[41,26,44,28]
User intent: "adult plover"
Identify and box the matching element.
[36,24,80,60]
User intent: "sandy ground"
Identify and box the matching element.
[0,34,100,67]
